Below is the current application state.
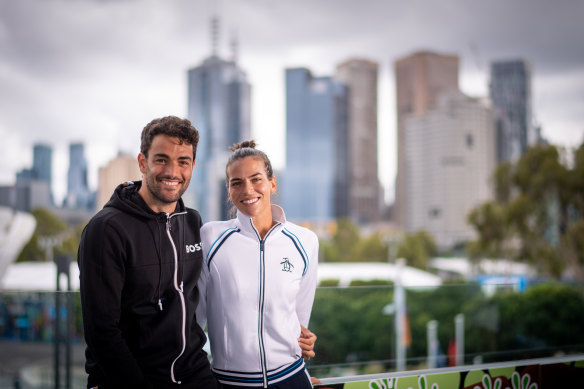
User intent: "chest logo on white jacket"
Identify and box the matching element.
[186,243,202,253]
[280,258,294,272]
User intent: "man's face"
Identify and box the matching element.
[138,134,194,213]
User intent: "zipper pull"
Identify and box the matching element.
[158,299,163,311]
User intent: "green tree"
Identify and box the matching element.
[467,202,509,259]
[17,207,68,262]
[468,143,584,280]
[310,287,394,368]
[463,283,584,362]
[59,222,86,258]
[353,233,390,262]
[308,282,584,375]
[396,230,437,269]
[320,218,361,262]
[561,143,584,280]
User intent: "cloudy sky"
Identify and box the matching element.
[1,0,583,205]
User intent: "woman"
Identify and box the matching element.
[196,141,319,388]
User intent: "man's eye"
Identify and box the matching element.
[231,181,241,187]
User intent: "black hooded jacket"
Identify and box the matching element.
[78,181,208,388]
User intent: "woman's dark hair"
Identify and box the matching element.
[225,140,274,181]
[140,116,199,160]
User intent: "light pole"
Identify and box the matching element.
[455,313,465,366]
[38,235,72,389]
[427,320,438,369]
[394,257,406,371]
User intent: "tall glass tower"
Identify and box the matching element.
[32,144,53,186]
[284,67,349,223]
[185,18,251,222]
[186,56,250,222]
[66,142,92,210]
[489,59,534,163]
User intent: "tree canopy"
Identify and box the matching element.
[468,143,584,280]
[319,218,437,270]
[17,207,85,262]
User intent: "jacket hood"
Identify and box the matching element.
[104,180,186,218]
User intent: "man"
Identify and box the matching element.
[78,116,218,388]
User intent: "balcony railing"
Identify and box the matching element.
[1,281,583,388]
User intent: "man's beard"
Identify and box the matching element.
[144,171,188,205]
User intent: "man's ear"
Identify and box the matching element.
[138,153,147,174]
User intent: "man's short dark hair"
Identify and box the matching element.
[140,116,199,160]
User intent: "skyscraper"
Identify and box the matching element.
[335,58,382,224]
[404,91,496,249]
[32,144,52,187]
[65,143,92,210]
[186,17,251,222]
[284,67,349,223]
[12,143,53,210]
[16,143,53,199]
[489,59,534,163]
[97,153,142,210]
[394,51,459,228]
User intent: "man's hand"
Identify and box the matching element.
[298,325,317,361]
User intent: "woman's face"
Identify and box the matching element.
[227,156,276,219]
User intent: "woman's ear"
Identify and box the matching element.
[271,176,277,194]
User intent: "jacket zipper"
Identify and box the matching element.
[166,213,187,384]
[253,220,281,388]
[258,240,268,388]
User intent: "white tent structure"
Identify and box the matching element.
[429,257,535,279]
[0,206,36,281]
[1,260,444,292]
[0,261,80,291]
[317,261,442,288]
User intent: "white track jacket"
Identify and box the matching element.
[196,205,319,387]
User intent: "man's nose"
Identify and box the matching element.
[164,161,179,177]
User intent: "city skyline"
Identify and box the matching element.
[1,0,583,205]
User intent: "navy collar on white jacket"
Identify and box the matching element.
[235,204,287,240]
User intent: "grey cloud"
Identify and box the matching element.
[0,0,582,196]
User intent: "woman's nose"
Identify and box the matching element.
[243,180,254,193]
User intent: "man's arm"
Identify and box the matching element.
[79,219,152,388]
